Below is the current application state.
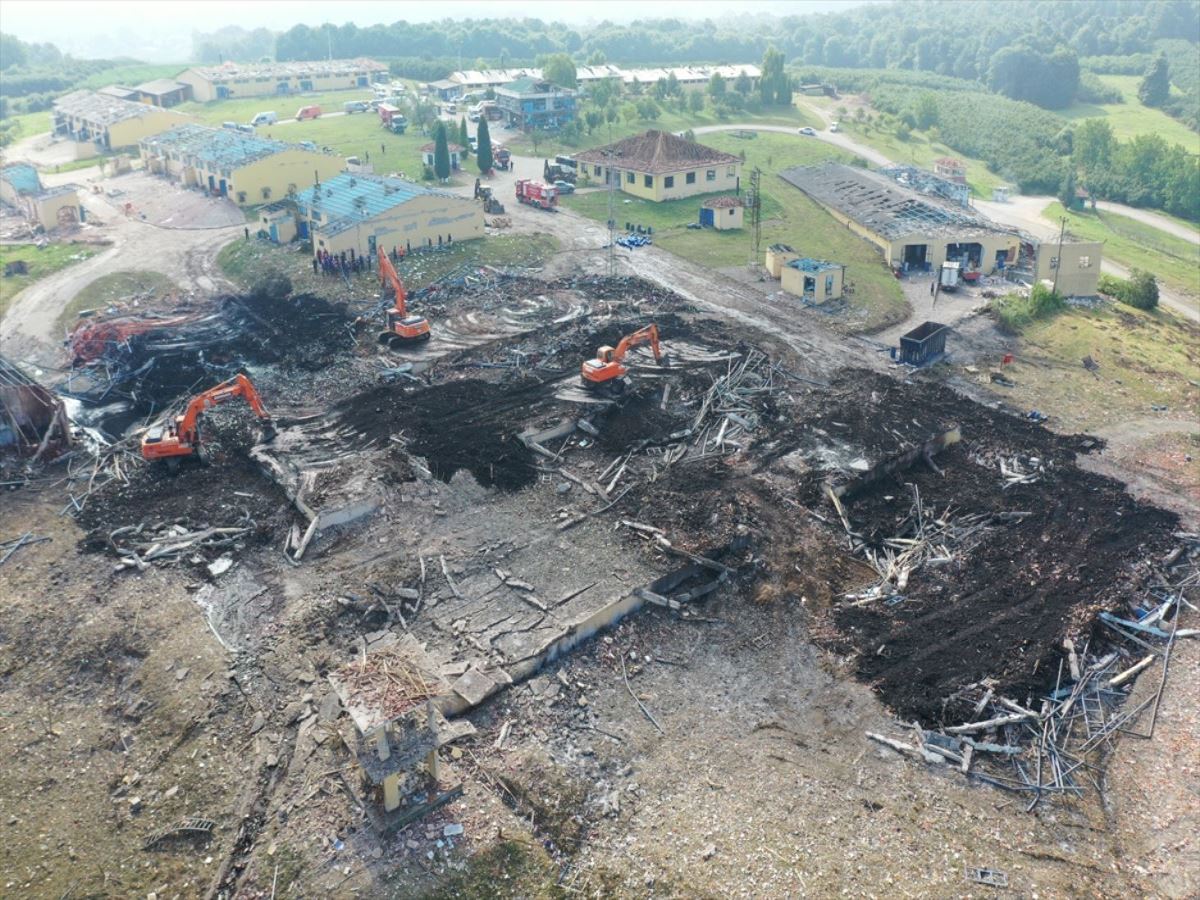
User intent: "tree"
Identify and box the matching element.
[433,122,451,182]
[542,53,577,89]
[665,71,679,96]
[735,71,752,96]
[1138,52,1170,107]
[636,98,661,121]
[688,90,705,114]
[1059,167,1077,209]
[760,47,792,106]
[476,118,493,173]
[584,109,603,134]
[459,117,470,156]
[708,72,727,100]
[914,92,939,129]
[587,49,606,65]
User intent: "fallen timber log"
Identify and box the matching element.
[830,426,961,501]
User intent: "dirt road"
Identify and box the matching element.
[0,190,241,366]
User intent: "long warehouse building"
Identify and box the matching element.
[139,124,344,206]
[780,163,1020,274]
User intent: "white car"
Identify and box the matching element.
[798,127,817,136]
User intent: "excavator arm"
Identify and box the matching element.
[581,324,665,392]
[376,246,431,347]
[377,246,408,317]
[608,324,662,365]
[141,374,272,462]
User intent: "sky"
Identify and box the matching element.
[2,0,872,61]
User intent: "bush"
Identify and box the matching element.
[1097,269,1158,309]
[994,283,1065,331]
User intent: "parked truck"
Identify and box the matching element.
[939,261,961,292]
[493,147,511,171]
[515,179,557,210]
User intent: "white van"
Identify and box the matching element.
[250,111,277,127]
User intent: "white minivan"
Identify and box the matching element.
[250,111,277,127]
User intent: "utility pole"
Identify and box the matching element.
[1051,215,1066,295]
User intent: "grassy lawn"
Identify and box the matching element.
[563,131,908,333]
[0,109,54,142]
[217,232,562,306]
[503,101,822,158]
[55,270,178,330]
[76,63,189,91]
[994,303,1200,432]
[1058,75,1199,151]
[0,242,99,318]
[1043,201,1200,300]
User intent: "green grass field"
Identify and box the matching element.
[1058,75,1199,151]
[55,270,179,330]
[1043,201,1200,300]
[176,89,379,127]
[997,302,1200,432]
[562,131,908,334]
[502,101,821,158]
[0,243,99,318]
[75,63,189,92]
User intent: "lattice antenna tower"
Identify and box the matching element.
[748,167,763,267]
[605,151,619,277]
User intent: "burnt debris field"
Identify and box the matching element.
[11,269,1195,898]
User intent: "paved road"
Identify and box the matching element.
[1094,201,1199,245]
[692,122,892,167]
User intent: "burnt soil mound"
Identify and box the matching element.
[334,378,545,490]
[796,371,1179,724]
[76,409,289,552]
[222,284,355,370]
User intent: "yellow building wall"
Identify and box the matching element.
[179,69,378,103]
[711,205,743,230]
[599,163,742,202]
[30,191,81,229]
[226,150,344,205]
[765,247,798,278]
[885,233,1019,273]
[312,193,484,257]
[1035,241,1102,296]
[105,109,195,149]
[259,209,297,243]
[780,265,844,303]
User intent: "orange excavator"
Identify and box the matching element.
[581,324,666,393]
[141,374,273,464]
[377,246,430,347]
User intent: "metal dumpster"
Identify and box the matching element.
[899,321,947,366]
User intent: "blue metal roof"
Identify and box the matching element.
[296,172,457,236]
[785,257,842,273]
[140,124,298,169]
[0,163,41,196]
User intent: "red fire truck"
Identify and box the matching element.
[515,179,557,210]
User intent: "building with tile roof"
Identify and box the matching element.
[700,194,745,230]
[283,171,483,258]
[139,124,344,206]
[494,78,577,130]
[575,130,742,202]
[419,141,464,172]
[134,79,193,107]
[52,90,195,152]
